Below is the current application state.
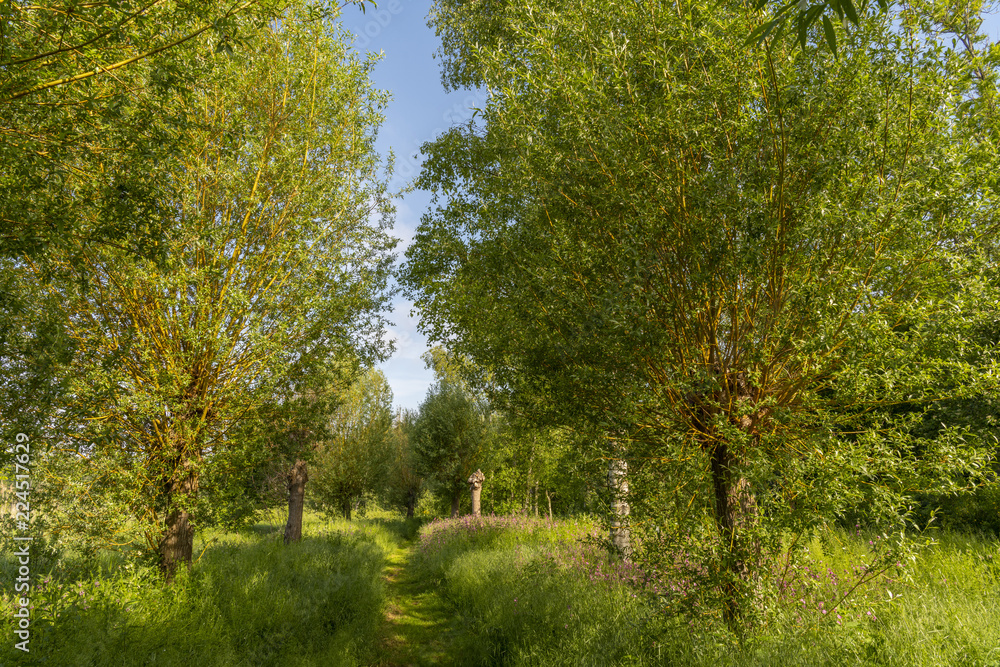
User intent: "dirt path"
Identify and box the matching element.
[376,539,456,667]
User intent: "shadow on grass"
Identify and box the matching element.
[375,516,426,543]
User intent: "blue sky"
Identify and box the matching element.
[341,0,469,413]
[343,2,1000,412]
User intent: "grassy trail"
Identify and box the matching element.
[377,536,456,667]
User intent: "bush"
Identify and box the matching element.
[915,483,1000,535]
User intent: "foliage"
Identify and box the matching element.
[1,0,281,446]
[478,416,602,517]
[0,0,377,257]
[382,408,426,517]
[0,264,75,443]
[3,0,252,261]
[747,0,888,57]
[406,0,1000,626]
[0,0,380,482]
[229,357,363,522]
[311,368,395,519]
[412,377,488,515]
[24,3,396,569]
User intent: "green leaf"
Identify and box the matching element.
[822,15,838,57]
[746,17,783,46]
[840,0,860,25]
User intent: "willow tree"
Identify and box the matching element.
[403,0,1000,625]
[0,1,380,485]
[310,368,394,520]
[0,1,289,445]
[33,3,395,578]
[0,0,381,261]
[385,409,424,519]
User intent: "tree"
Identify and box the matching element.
[30,3,396,578]
[0,0,375,476]
[1,3,279,430]
[747,0,888,56]
[310,368,394,520]
[1,0,378,259]
[412,378,488,517]
[405,0,1000,626]
[477,414,595,517]
[384,409,424,518]
[260,357,361,543]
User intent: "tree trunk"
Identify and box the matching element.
[342,497,352,521]
[470,486,482,515]
[283,459,308,544]
[524,462,533,514]
[710,440,759,627]
[159,466,198,581]
[468,469,484,516]
[450,491,460,518]
[406,488,416,519]
[607,452,631,560]
[546,489,553,521]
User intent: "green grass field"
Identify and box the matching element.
[1,513,393,666]
[3,512,998,666]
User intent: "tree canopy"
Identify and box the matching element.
[311,368,395,520]
[26,2,397,575]
[404,0,1000,624]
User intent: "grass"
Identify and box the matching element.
[376,532,457,666]
[1,512,393,666]
[411,516,1000,667]
[412,515,663,666]
[865,532,1000,667]
[3,511,998,666]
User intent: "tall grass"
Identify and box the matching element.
[4,511,996,666]
[413,515,663,666]
[1,513,392,666]
[414,516,1000,667]
[865,532,1000,667]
